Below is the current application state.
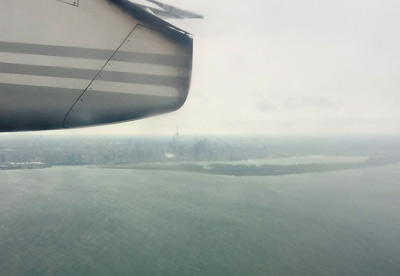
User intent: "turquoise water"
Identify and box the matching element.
[1,165,400,275]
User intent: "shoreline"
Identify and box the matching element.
[96,155,400,176]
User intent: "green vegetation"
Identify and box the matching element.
[101,155,400,176]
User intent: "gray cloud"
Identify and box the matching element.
[284,95,339,110]
[256,101,278,113]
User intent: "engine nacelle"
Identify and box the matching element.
[0,0,193,131]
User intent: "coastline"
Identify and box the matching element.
[96,154,400,176]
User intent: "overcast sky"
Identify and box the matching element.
[21,0,400,136]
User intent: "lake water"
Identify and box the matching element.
[1,165,400,275]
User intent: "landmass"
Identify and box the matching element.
[99,155,400,176]
[1,135,400,175]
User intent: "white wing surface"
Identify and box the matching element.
[0,0,198,131]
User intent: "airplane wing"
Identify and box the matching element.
[0,0,201,132]
[131,0,204,19]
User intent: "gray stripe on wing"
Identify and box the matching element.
[0,63,189,87]
[0,42,189,67]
